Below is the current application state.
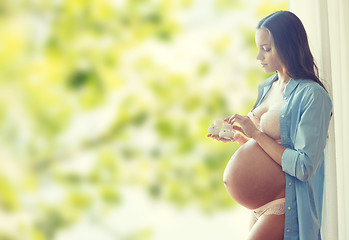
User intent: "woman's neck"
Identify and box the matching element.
[276,69,291,92]
[277,69,291,85]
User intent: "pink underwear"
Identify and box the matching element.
[252,198,285,219]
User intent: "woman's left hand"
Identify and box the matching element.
[224,114,260,138]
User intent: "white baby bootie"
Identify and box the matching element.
[208,120,224,136]
[219,122,235,139]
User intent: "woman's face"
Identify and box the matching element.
[255,28,283,73]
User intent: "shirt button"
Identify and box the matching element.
[288,182,292,185]
[283,137,286,141]
[288,206,291,210]
[284,96,287,100]
[281,114,285,118]
[287,229,290,233]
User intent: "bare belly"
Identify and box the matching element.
[223,139,285,210]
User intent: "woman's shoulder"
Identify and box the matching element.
[293,79,332,108]
[294,79,329,96]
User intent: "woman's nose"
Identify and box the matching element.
[256,51,263,60]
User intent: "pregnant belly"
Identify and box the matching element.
[223,139,285,210]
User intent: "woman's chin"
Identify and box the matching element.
[262,68,271,73]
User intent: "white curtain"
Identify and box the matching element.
[289,0,349,239]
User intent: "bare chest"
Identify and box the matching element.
[250,85,284,140]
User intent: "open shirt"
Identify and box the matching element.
[253,74,332,240]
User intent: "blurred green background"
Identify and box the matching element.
[0,0,287,239]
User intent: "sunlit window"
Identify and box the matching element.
[0,0,287,239]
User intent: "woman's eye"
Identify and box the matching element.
[264,48,271,52]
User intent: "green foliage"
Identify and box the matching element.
[0,0,287,238]
[35,207,73,239]
[0,175,19,211]
[255,0,288,19]
[123,228,154,240]
[215,0,242,10]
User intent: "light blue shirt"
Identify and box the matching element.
[253,74,332,240]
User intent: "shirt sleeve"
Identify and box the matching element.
[282,88,332,182]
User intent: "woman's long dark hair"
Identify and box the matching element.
[257,11,327,91]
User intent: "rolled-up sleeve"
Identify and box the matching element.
[282,88,332,182]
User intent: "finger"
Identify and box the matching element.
[228,115,235,124]
[224,115,234,123]
[224,116,231,123]
[230,114,242,125]
[232,125,246,135]
[208,134,219,140]
[225,114,237,125]
[220,137,236,142]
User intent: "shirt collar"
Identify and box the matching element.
[260,74,302,97]
[284,78,301,97]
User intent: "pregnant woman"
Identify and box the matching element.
[209,11,332,240]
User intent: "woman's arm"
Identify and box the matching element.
[280,88,332,181]
[252,130,286,166]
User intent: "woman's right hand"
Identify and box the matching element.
[207,133,236,143]
[207,131,248,145]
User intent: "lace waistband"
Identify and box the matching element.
[252,198,285,219]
